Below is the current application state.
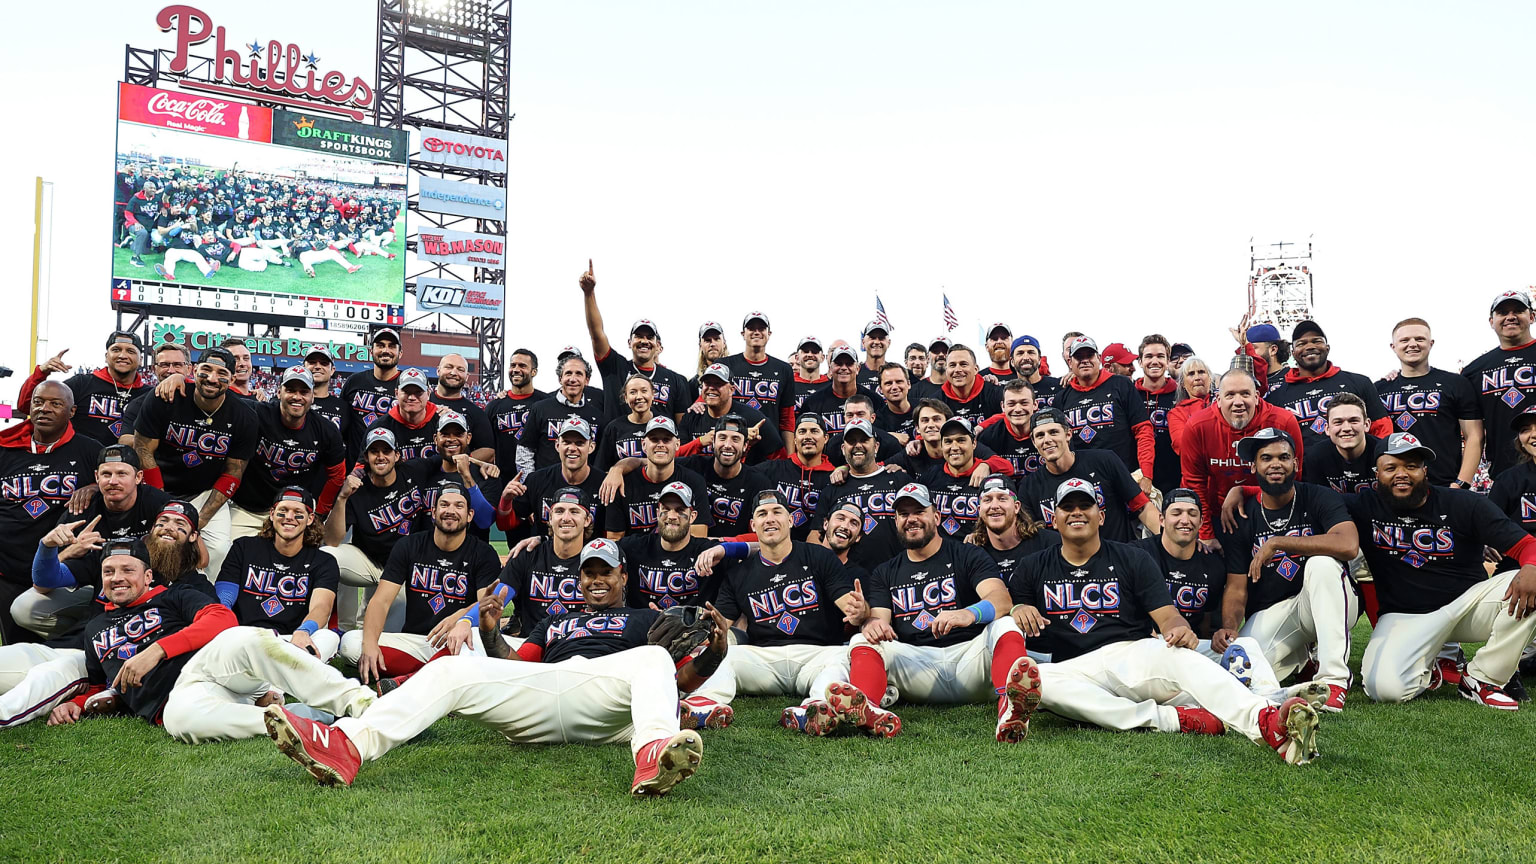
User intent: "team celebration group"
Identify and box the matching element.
[3,265,1536,796]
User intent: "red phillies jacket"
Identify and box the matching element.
[1167,395,1210,457]
[1179,400,1305,539]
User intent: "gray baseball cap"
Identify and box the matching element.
[658,481,694,507]
[437,409,468,432]
[397,368,430,391]
[558,416,594,440]
[1380,431,1436,463]
[364,427,398,451]
[895,482,933,509]
[579,538,624,569]
[828,344,858,365]
[280,367,314,390]
[1054,477,1098,506]
[645,416,678,438]
[843,418,876,440]
[700,363,732,384]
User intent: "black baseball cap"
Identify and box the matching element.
[1236,427,1296,463]
[198,346,236,370]
[1291,320,1326,341]
[96,444,140,469]
[1031,407,1070,431]
[1511,408,1536,432]
[1170,343,1194,361]
[272,486,316,511]
[158,500,200,529]
[1162,487,1202,513]
[433,482,469,503]
[978,475,1014,497]
[101,538,151,569]
[105,331,144,351]
[715,413,750,437]
[752,489,790,514]
[551,486,589,507]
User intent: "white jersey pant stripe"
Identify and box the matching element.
[1038,638,1269,741]
[163,627,374,744]
[1239,556,1359,688]
[0,645,87,728]
[726,643,850,701]
[1363,571,1536,702]
[335,645,681,760]
[850,618,1023,704]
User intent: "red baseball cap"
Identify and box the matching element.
[1101,343,1136,366]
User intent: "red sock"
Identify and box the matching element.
[991,631,1027,693]
[378,647,425,677]
[849,645,887,702]
[1359,582,1380,626]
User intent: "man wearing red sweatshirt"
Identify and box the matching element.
[1180,368,1305,541]
[1135,334,1181,495]
[1263,319,1392,455]
[1055,336,1157,492]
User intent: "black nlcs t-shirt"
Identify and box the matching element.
[0,432,102,587]
[677,455,769,537]
[982,532,1062,590]
[1136,535,1226,637]
[526,607,659,665]
[136,392,258,497]
[339,369,400,462]
[757,458,833,541]
[62,485,171,587]
[404,458,491,540]
[1264,367,1389,456]
[379,532,501,634]
[519,395,606,471]
[1138,382,1181,493]
[866,538,1001,647]
[1347,486,1529,616]
[1216,482,1351,616]
[515,465,605,536]
[485,390,548,470]
[217,537,340,634]
[497,542,584,635]
[63,371,150,443]
[429,392,495,456]
[1302,436,1384,495]
[1016,449,1145,544]
[1009,541,1172,662]
[235,401,345,512]
[311,392,347,432]
[342,463,425,568]
[1462,341,1536,477]
[595,416,648,474]
[723,354,797,430]
[917,465,986,541]
[714,543,854,647]
[604,465,712,536]
[619,533,721,609]
[977,422,1042,477]
[1489,462,1536,540]
[82,582,217,723]
[1374,368,1480,486]
[812,468,906,570]
[1030,376,1062,408]
[595,350,693,420]
[676,403,784,465]
[1055,374,1150,478]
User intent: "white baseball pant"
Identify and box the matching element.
[228,504,268,542]
[1037,637,1272,742]
[849,618,1024,704]
[338,629,486,668]
[191,490,233,582]
[722,643,850,702]
[1196,636,1283,696]
[335,645,681,760]
[322,544,404,631]
[1362,571,1536,702]
[1239,556,1359,688]
[9,585,97,639]
[0,644,87,729]
[162,627,374,744]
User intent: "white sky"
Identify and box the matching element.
[2,0,1533,397]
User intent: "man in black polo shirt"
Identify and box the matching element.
[1350,433,1536,710]
[1009,478,1322,764]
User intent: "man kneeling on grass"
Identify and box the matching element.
[264,539,729,796]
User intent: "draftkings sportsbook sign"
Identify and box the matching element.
[272,110,408,164]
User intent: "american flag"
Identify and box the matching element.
[873,295,893,332]
[942,294,958,331]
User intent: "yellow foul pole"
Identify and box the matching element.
[29,176,43,371]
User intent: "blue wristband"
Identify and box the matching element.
[297,620,320,636]
[964,599,996,624]
[460,611,478,624]
[721,542,751,561]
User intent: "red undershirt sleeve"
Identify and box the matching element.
[1133,420,1156,480]
[515,642,544,662]
[155,604,238,659]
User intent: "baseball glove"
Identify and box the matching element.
[647,605,714,663]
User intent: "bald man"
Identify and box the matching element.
[430,353,495,463]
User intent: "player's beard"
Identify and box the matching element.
[144,533,199,583]
[1385,477,1431,514]
[901,522,937,550]
[1255,471,1295,498]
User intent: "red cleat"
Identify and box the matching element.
[631,731,702,796]
[264,704,360,786]
[1176,706,1225,735]
[1321,684,1347,713]
[1430,656,1463,691]
[679,696,734,730]
[1259,696,1319,765]
[996,656,1042,743]
[1458,674,1519,711]
[824,681,900,738]
[779,701,839,736]
[346,265,362,274]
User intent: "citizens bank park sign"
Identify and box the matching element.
[417,229,506,268]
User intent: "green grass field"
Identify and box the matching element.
[3,620,1533,864]
[111,218,406,304]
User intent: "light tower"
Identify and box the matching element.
[1246,236,1314,333]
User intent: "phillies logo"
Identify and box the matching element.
[422,137,506,161]
[146,91,229,124]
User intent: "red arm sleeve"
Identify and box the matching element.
[154,603,237,659]
[17,366,49,411]
[980,456,1015,477]
[1507,535,1536,568]
[515,642,544,662]
[676,438,706,458]
[315,463,346,517]
[779,403,796,433]
[1133,420,1156,480]
[1126,491,1151,514]
[1368,417,1394,439]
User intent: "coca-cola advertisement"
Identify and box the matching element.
[118,82,274,142]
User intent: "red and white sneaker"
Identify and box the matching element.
[824,681,900,738]
[995,656,1042,743]
[1176,706,1225,735]
[630,731,703,796]
[346,265,362,274]
[1321,684,1347,713]
[779,701,840,736]
[263,704,360,786]
[1259,696,1319,766]
[679,696,734,730]
[1458,674,1519,711]
[1429,657,1463,691]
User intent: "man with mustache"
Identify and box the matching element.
[1179,368,1303,541]
[339,328,403,465]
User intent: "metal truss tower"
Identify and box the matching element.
[1246,237,1315,336]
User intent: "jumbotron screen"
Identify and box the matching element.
[110,82,407,326]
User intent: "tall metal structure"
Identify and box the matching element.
[376,0,512,391]
[1246,237,1315,335]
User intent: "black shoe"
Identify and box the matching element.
[1519,652,1536,679]
[1505,672,1530,703]
[130,256,144,267]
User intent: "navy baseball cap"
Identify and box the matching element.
[1510,408,1536,432]
[272,486,316,511]
[96,444,140,469]
[1170,343,1195,360]
[1011,335,1040,352]
[1380,432,1436,463]
[1245,323,1281,343]
[1236,427,1296,463]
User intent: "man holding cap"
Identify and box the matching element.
[579,265,692,422]
[265,537,719,795]
[230,367,346,542]
[1055,336,1157,491]
[365,368,443,464]
[1179,367,1303,541]
[518,354,606,474]
[724,312,797,434]
[1008,478,1323,764]
[407,410,498,538]
[17,445,170,638]
[678,363,782,463]
[1264,319,1392,455]
[216,487,343,663]
[1010,336,1059,408]
[1212,427,1359,712]
[982,323,1018,384]
[301,346,348,431]
[323,428,423,630]
[1348,433,1536,709]
[132,345,257,581]
[339,328,403,464]
[1017,407,1160,543]
[17,332,150,445]
[500,417,605,539]
[1375,318,1482,489]
[850,481,1035,741]
[1462,290,1536,478]
[858,322,893,392]
[791,336,829,411]
[603,418,712,538]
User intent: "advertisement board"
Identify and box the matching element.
[414,128,509,172]
[417,176,506,220]
[415,228,506,268]
[414,277,505,319]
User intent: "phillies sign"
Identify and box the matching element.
[156,5,373,115]
[417,229,506,268]
[415,128,508,172]
[118,82,274,141]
